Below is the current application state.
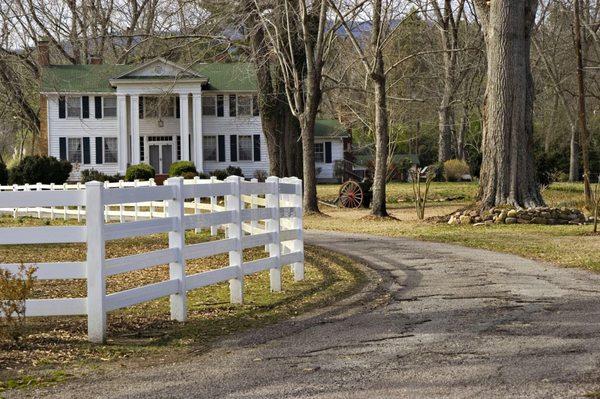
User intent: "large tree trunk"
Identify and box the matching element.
[438,61,455,162]
[569,124,580,182]
[371,74,389,217]
[299,115,319,213]
[475,1,544,209]
[573,0,592,205]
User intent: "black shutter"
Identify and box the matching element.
[95,137,103,164]
[252,95,259,116]
[83,137,91,164]
[218,135,226,162]
[82,96,90,119]
[94,96,102,119]
[59,137,67,160]
[325,141,332,164]
[176,97,180,118]
[229,95,236,117]
[139,96,144,119]
[253,134,261,162]
[58,97,66,119]
[230,135,237,162]
[217,95,224,117]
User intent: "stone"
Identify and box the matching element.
[484,220,494,226]
[547,219,557,225]
[505,217,517,224]
[498,211,508,222]
[507,209,518,218]
[473,222,485,227]
[531,217,548,225]
[448,216,458,225]
[459,215,472,225]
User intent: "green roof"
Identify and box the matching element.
[41,64,131,93]
[192,63,257,91]
[315,119,349,138]
[41,62,257,93]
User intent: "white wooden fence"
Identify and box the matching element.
[0,176,304,343]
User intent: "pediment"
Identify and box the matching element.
[112,58,206,80]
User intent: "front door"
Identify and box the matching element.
[148,143,173,174]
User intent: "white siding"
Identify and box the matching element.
[315,139,343,180]
[201,93,269,178]
[47,94,120,180]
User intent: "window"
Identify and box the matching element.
[202,96,216,115]
[204,136,217,161]
[314,142,324,163]
[160,97,175,118]
[238,135,253,161]
[144,97,159,118]
[67,97,81,118]
[217,95,224,117]
[104,137,118,163]
[103,97,117,117]
[68,137,82,163]
[237,95,252,116]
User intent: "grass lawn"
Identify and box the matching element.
[0,216,367,392]
[308,182,599,272]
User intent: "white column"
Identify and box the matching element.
[179,93,190,162]
[192,92,203,170]
[117,94,128,174]
[130,95,140,164]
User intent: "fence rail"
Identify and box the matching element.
[0,176,304,343]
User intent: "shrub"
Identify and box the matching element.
[0,264,37,344]
[169,161,197,177]
[8,156,72,185]
[125,164,155,181]
[211,169,228,181]
[198,172,210,179]
[80,169,120,183]
[225,165,244,178]
[181,171,198,179]
[253,169,268,182]
[443,159,470,182]
[0,162,8,185]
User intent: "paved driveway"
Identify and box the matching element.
[16,231,600,398]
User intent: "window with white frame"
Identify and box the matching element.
[103,97,117,117]
[238,135,253,161]
[66,97,81,118]
[144,97,159,118]
[314,142,325,163]
[104,137,118,163]
[67,137,82,163]
[204,136,217,161]
[237,95,252,116]
[160,97,175,118]
[202,96,216,116]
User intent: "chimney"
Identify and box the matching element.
[37,37,50,66]
[90,55,103,65]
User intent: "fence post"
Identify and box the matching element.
[36,182,42,218]
[210,176,218,236]
[62,183,68,220]
[291,177,304,281]
[76,182,82,222]
[50,183,55,220]
[12,184,18,218]
[165,177,187,321]
[266,176,281,292]
[118,180,125,222]
[134,179,139,221]
[149,178,156,218]
[85,181,107,343]
[193,176,201,234]
[225,175,243,304]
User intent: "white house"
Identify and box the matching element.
[39,53,349,182]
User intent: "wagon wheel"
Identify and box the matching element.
[338,180,364,209]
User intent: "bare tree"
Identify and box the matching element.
[253,0,338,213]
